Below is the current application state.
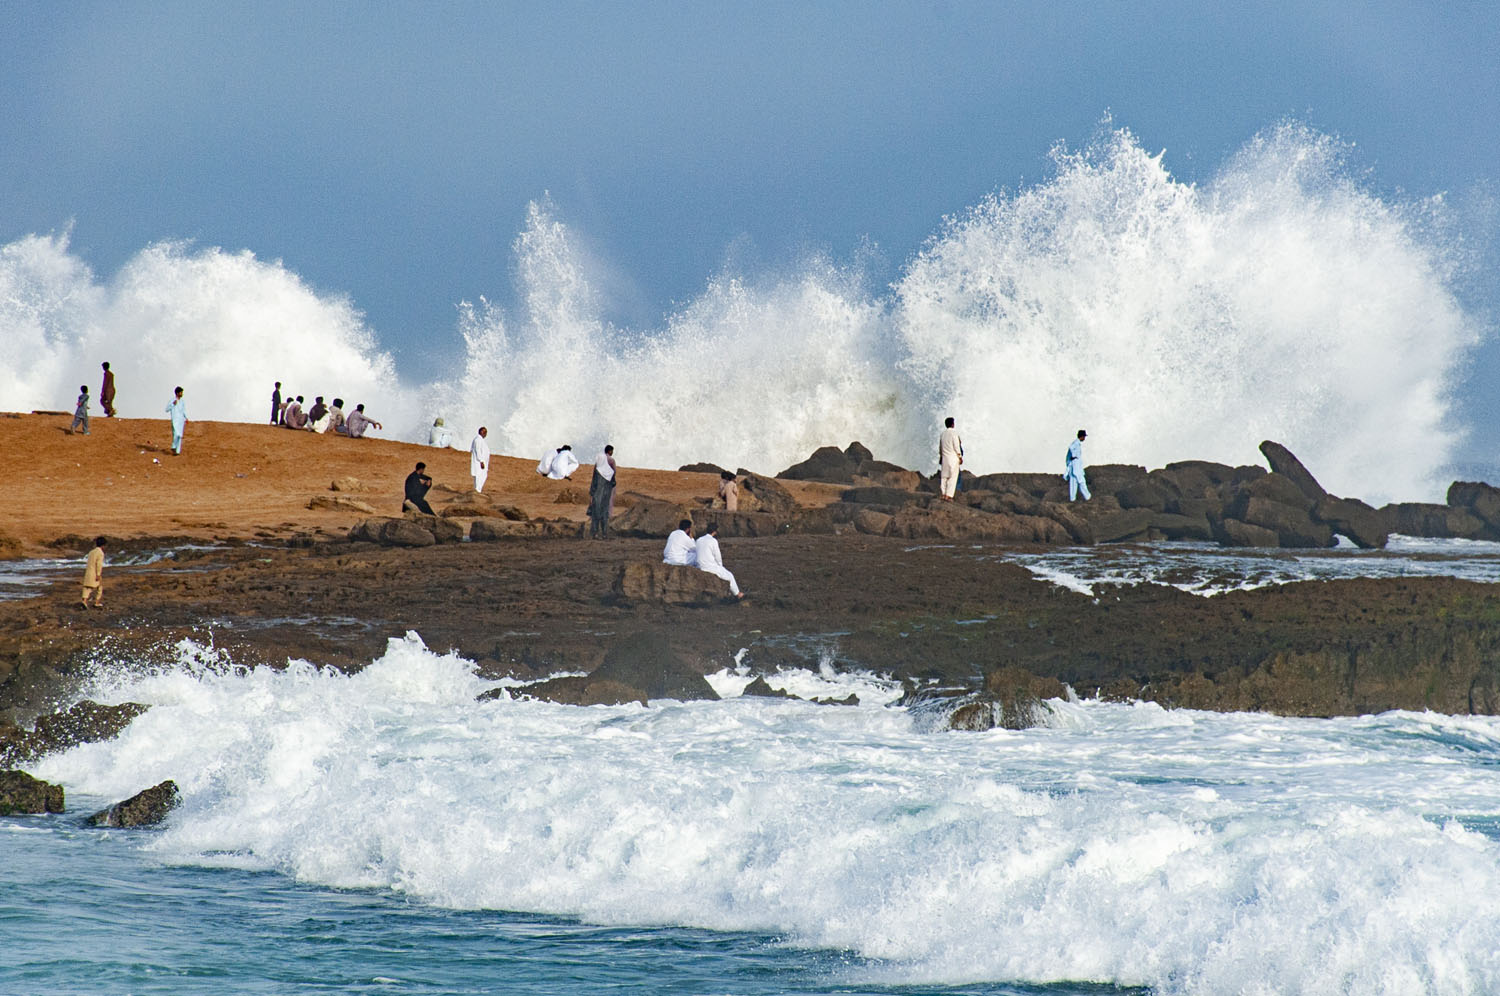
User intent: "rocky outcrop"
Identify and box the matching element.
[349,514,464,546]
[610,493,693,539]
[738,473,798,516]
[87,780,179,827]
[0,700,150,766]
[307,495,377,514]
[470,518,580,540]
[1259,440,1328,501]
[0,770,64,814]
[688,510,788,538]
[504,632,720,705]
[612,562,735,605]
[1380,502,1486,540]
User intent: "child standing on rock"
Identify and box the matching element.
[69,385,90,435]
[80,536,107,609]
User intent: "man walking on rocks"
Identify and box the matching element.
[939,416,963,500]
[80,536,107,609]
[1065,429,1090,501]
[165,387,187,455]
[100,362,116,417]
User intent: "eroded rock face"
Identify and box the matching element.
[87,779,179,827]
[1259,440,1328,502]
[0,770,64,814]
[307,495,377,514]
[738,474,798,516]
[610,494,693,539]
[0,700,150,767]
[612,562,735,605]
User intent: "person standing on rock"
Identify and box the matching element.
[404,462,435,515]
[938,416,963,500]
[165,386,187,455]
[588,444,617,539]
[100,362,117,417]
[718,470,739,511]
[694,521,745,599]
[69,385,91,435]
[663,519,698,566]
[270,381,282,425]
[79,536,107,609]
[1065,429,1090,501]
[470,426,490,493]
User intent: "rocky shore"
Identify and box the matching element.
[4,413,1500,786]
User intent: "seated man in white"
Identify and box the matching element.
[693,521,745,598]
[548,445,580,479]
[662,519,697,566]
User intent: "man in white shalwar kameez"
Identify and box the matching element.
[662,519,698,566]
[1064,429,1090,501]
[470,426,490,493]
[694,522,744,598]
[548,446,579,479]
[938,416,963,500]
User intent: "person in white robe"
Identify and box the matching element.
[938,416,963,500]
[428,418,452,448]
[662,519,698,566]
[470,426,490,493]
[1064,429,1090,501]
[694,522,744,598]
[536,449,555,477]
[548,446,580,479]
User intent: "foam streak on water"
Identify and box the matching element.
[1,123,1481,501]
[29,634,1500,995]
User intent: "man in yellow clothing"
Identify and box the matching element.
[80,536,107,609]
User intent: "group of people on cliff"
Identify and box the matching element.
[271,383,383,439]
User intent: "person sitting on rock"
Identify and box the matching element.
[694,521,744,599]
[325,398,346,434]
[403,462,435,515]
[663,519,698,566]
[284,396,308,429]
[1065,429,1091,502]
[307,396,330,432]
[343,403,382,438]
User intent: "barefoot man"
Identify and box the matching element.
[80,536,107,609]
[939,416,963,500]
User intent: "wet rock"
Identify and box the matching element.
[983,666,1068,729]
[1236,497,1334,548]
[1039,502,1095,545]
[1150,513,1214,542]
[612,562,735,605]
[87,779,180,827]
[496,677,648,707]
[1213,517,1281,547]
[1087,507,1155,543]
[1447,481,1500,533]
[1313,496,1389,549]
[1,700,151,766]
[948,700,995,731]
[741,676,792,698]
[591,632,720,701]
[1379,503,1487,539]
[0,770,64,814]
[1259,441,1328,501]
[886,502,1069,543]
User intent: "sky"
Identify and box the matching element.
[2,1,1497,418]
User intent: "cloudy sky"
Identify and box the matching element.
[3,1,1495,389]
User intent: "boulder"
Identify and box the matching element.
[1447,481,1500,530]
[1312,496,1389,549]
[404,512,464,543]
[739,473,798,516]
[0,770,64,814]
[87,780,179,828]
[1259,441,1328,501]
[612,562,735,605]
[591,632,721,701]
[844,441,875,467]
[885,502,1069,543]
[777,445,857,483]
[983,666,1067,729]
[854,462,921,491]
[1116,478,1172,512]
[678,462,728,475]
[348,518,384,543]
[1087,507,1155,543]
[1231,473,1316,512]
[329,477,365,492]
[1150,513,1215,542]
[1038,502,1095,545]
[1237,497,1334,548]
[841,486,927,508]
[1379,503,1487,539]
[307,495,378,514]
[502,676,648,707]
[1084,464,1149,495]
[970,472,1061,497]
[689,510,787,538]
[380,519,436,547]
[787,507,837,534]
[1213,517,1281,548]
[440,503,501,518]
[609,493,692,538]
[852,509,893,536]
[470,519,542,540]
[1163,460,1237,486]
[5,700,151,765]
[741,676,792,698]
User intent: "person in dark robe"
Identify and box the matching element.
[588,444,617,539]
[100,362,116,417]
[270,382,282,424]
[404,462,435,515]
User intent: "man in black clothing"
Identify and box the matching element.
[404,462,435,515]
[270,381,282,424]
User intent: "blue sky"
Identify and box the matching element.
[3,1,1496,389]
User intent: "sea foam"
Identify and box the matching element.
[34,634,1500,995]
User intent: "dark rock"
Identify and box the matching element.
[3,700,151,766]
[1259,441,1328,501]
[1313,497,1389,549]
[1038,502,1095,545]
[970,472,1063,498]
[1380,503,1487,539]
[1447,481,1500,530]
[777,445,857,483]
[1150,513,1215,542]
[1164,460,1237,486]
[87,780,179,827]
[741,676,792,698]
[592,632,721,701]
[1116,478,1172,512]
[678,462,728,476]
[0,770,64,814]
[787,507,837,534]
[841,487,928,507]
[886,502,1070,543]
[739,473,798,516]
[1237,497,1334,548]
[1229,473,1316,513]
[1213,518,1281,547]
[689,510,787,538]
[948,700,995,731]
[1084,464,1149,495]
[852,509,893,536]
[983,666,1068,729]
[612,563,735,605]
[610,493,692,539]
[844,441,875,467]
[1088,507,1155,543]
[502,676,648,707]
[381,519,436,547]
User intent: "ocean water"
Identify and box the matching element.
[1,122,1482,503]
[6,627,1500,996]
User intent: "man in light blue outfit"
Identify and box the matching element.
[1064,429,1090,501]
[165,386,187,455]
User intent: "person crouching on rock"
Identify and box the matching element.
[663,519,697,566]
[404,462,435,515]
[80,536,107,609]
[694,521,745,599]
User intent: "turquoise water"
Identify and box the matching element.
[2,813,1131,996]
